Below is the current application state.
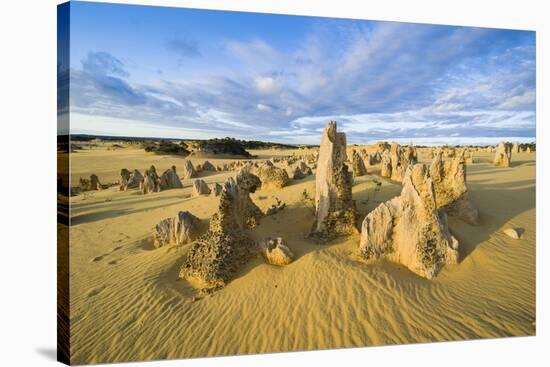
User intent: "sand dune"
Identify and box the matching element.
[68,146,535,364]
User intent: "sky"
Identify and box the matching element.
[65,1,536,145]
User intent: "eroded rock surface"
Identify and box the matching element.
[359,164,459,279]
[153,211,202,248]
[255,165,290,190]
[180,169,263,289]
[310,121,357,241]
[494,142,513,167]
[390,143,417,181]
[380,151,392,178]
[159,166,183,190]
[351,149,367,177]
[210,183,223,197]
[259,237,294,266]
[429,151,479,225]
[141,168,160,194]
[182,160,197,179]
[120,169,143,191]
[192,179,211,196]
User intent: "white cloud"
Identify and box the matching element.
[498,90,536,110]
[256,103,272,112]
[255,76,279,93]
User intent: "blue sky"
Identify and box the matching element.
[67,1,536,145]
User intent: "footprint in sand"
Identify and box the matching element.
[87,286,106,298]
[112,246,123,252]
[108,260,118,265]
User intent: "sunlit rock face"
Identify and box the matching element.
[359,164,459,279]
[180,169,263,290]
[429,151,479,225]
[310,121,357,241]
[494,142,513,167]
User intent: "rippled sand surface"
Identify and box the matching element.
[67,146,535,364]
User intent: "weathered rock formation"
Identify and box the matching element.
[89,174,102,190]
[494,142,513,167]
[380,151,392,178]
[390,143,417,181]
[201,161,216,171]
[210,183,223,197]
[310,121,357,240]
[180,169,263,289]
[429,151,479,225]
[192,179,211,196]
[159,166,183,190]
[120,169,143,191]
[119,169,131,191]
[255,165,290,190]
[182,160,197,179]
[359,164,459,279]
[141,169,160,194]
[153,211,202,248]
[351,149,367,177]
[292,166,306,180]
[259,237,294,266]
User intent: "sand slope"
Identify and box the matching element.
[68,147,535,364]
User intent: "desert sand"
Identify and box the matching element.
[66,144,535,364]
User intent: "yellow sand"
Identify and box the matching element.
[67,145,536,364]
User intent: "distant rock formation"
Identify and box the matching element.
[180,169,263,289]
[380,150,392,178]
[210,183,223,197]
[255,165,290,190]
[297,161,312,175]
[159,166,183,190]
[153,211,202,248]
[141,168,160,194]
[351,149,367,177]
[119,169,131,191]
[429,151,479,225]
[89,174,102,190]
[494,142,513,167]
[259,237,294,266]
[120,169,143,191]
[390,143,417,181]
[310,121,357,241]
[359,164,459,279]
[192,179,211,196]
[201,161,216,171]
[512,143,520,154]
[182,160,197,179]
[292,166,306,180]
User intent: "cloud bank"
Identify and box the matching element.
[70,19,535,145]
